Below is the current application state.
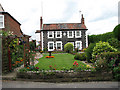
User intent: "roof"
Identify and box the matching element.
[0,12,21,25]
[0,4,21,25]
[0,4,4,12]
[43,23,87,30]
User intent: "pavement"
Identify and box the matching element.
[1,80,120,88]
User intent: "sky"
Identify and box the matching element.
[0,0,119,41]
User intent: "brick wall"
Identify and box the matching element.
[2,13,22,37]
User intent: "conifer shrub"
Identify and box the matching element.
[85,43,96,62]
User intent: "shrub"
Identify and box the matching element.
[74,53,86,61]
[94,52,120,80]
[71,51,77,55]
[43,48,48,52]
[85,43,96,63]
[107,38,120,48]
[98,52,120,64]
[113,24,120,41]
[92,41,117,60]
[113,66,120,81]
[64,43,73,53]
[94,57,108,72]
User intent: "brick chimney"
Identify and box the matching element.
[81,14,84,24]
[40,16,43,30]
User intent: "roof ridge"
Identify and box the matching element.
[43,23,81,25]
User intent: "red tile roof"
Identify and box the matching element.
[43,23,87,30]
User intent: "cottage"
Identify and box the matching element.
[36,14,88,51]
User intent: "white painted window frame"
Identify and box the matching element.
[0,15,4,28]
[48,31,54,38]
[56,31,62,38]
[48,41,54,51]
[85,31,88,48]
[41,31,43,51]
[75,41,82,50]
[56,41,62,50]
[75,31,81,38]
[67,31,74,38]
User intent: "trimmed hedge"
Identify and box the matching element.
[113,24,120,41]
[107,38,120,48]
[88,32,114,44]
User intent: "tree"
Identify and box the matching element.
[64,43,73,53]
[113,24,120,41]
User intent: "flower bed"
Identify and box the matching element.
[12,59,24,69]
[45,56,55,58]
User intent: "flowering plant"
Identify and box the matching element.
[46,56,55,58]
[73,61,79,66]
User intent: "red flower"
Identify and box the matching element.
[36,67,39,69]
[74,61,77,63]
[73,62,76,65]
[76,63,78,66]
[113,64,115,66]
[49,65,52,68]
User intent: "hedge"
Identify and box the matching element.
[88,32,114,44]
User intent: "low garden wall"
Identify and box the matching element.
[16,70,113,82]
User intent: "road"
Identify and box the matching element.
[1,80,120,88]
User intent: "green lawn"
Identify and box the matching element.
[35,53,90,70]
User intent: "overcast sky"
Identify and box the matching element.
[1,0,119,41]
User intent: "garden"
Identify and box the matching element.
[2,24,120,82]
[21,53,93,71]
[17,24,120,81]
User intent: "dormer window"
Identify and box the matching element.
[56,31,62,38]
[0,15,4,28]
[67,31,74,38]
[75,31,81,38]
[48,31,54,38]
